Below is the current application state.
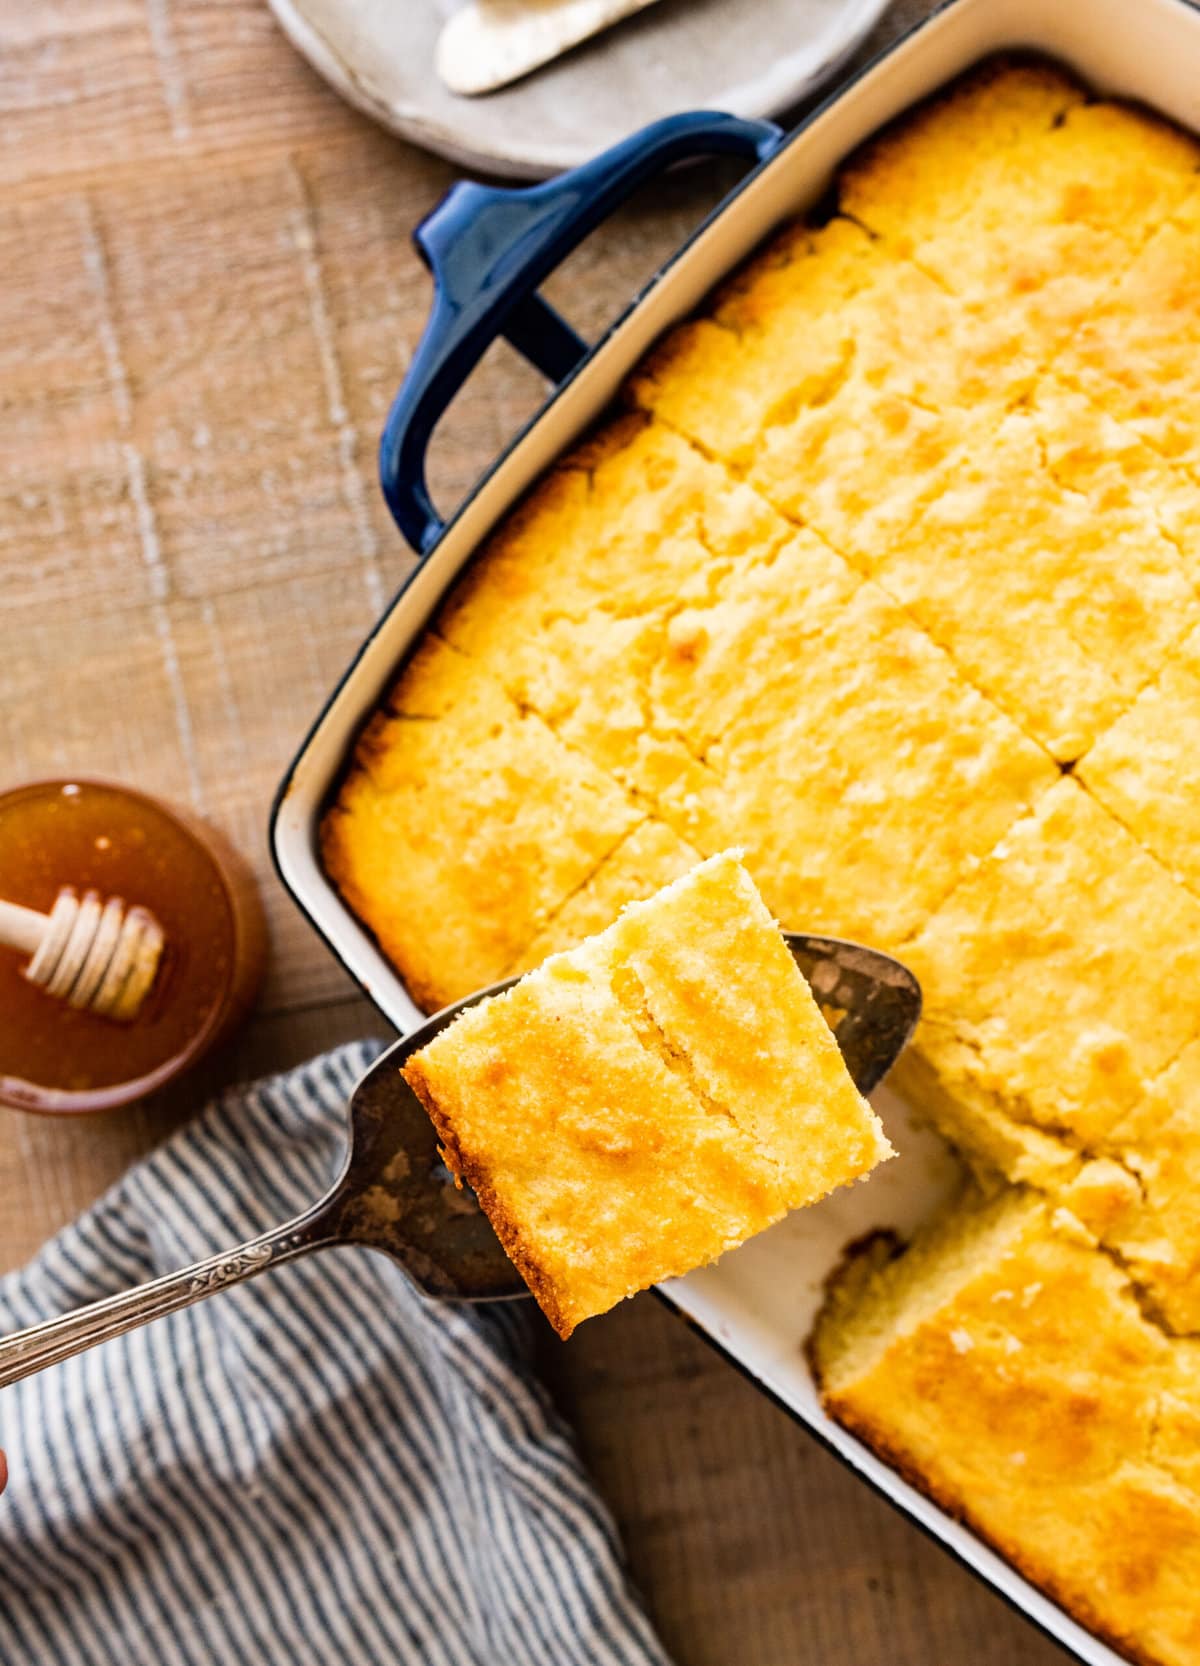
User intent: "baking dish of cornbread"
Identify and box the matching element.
[273,2,1200,1661]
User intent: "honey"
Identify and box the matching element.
[0,780,262,1113]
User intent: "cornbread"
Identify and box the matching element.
[628,536,1056,946]
[1057,188,1200,479]
[325,56,1200,1660]
[897,778,1200,1160]
[402,853,891,1336]
[320,636,644,1010]
[840,69,1198,338]
[866,405,1199,760]
[811,1189,1200,1666]
[514,819,701,975]
[1081,623,1200,895]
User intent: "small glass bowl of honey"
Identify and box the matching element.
[0,779,266,1114]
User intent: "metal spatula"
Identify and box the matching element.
[0,934,919,1388]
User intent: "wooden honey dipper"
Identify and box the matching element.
[0,887,165,1021]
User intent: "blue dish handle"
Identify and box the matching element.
[380,110,784,554]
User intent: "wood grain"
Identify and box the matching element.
[0,2,1063,1660]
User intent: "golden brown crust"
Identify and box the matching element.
[319,794,464,1014]
[402,1054,576,1336]
[838,52,1084,211]
[816,1391,1164,1666]
[812,1190,1200,1666]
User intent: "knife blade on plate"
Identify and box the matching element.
[436,0,666,96]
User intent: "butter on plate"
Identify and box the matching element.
[436,0,664,97]
[401,850,892,1336]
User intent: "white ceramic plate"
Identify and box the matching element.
[266,0,894,177]
[273,1,1200,1659]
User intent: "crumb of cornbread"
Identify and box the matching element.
[512,819,701,974]
[869,405,1200,760]
[810,1186,1200,1666]
[401,852,891,1337]
[1081,624,1200,895]
[896,778,1200,1157]
[320,637,644,1011]
[625,534,1056,948]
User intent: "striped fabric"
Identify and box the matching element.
[0,1043,671,1666]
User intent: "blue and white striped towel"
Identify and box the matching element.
[0,1042,672,1666]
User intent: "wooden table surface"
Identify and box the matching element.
[0,4,1065,1662]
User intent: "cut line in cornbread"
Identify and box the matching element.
[320,637,645,1011]
[628,535,1058,949]
[1081,622,1200,895]
[402,852,892,1337]
[1063,1037,1200,1337]
[870,407,1200,762]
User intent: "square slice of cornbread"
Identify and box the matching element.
[810,1188,1200,1666]
[625,217,881,470]
[872,408,1199,761]
[320,637,643,1012]
[401,851,891,1336]
[896,779,1200,1164]
[625,536,1056,949]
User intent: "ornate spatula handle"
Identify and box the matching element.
[0,1207,334,1390]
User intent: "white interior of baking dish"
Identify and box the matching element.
[273,2,1200,1657]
